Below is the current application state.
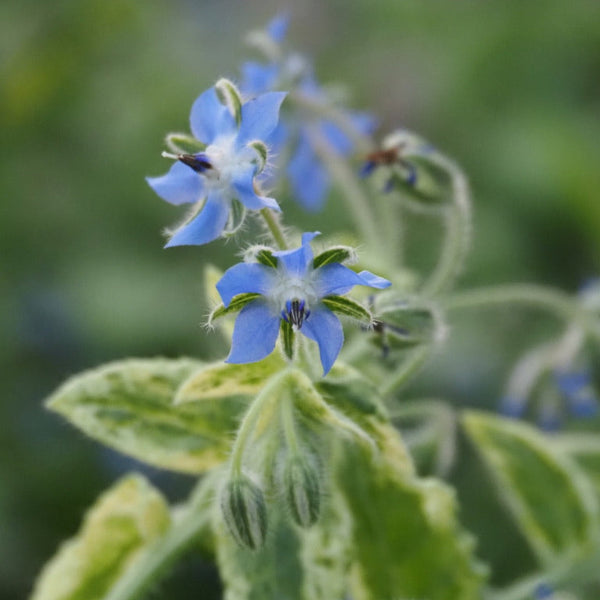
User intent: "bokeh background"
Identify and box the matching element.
[2,0,599,597]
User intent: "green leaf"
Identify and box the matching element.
[316,362,413,474]
[224,199,247,236]
[46,358,245,474]
[216,492,351,600]
[556,433,600,498]
[209,293,261,324]
[312,246,355,269]
[174,353,286,404]
[463,411,599,566]
[31,475,171,600]
[336,442,486,600]
[321,295,372,324]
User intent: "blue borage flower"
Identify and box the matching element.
[147,80,286,247]
[240,16,376,212]
[213,232,391,375]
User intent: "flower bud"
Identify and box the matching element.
[221,476,267,550]
[372,298,439,352]
[284,456,321,528]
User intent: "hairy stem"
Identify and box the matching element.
[379,345,431,398]
[230,370,287,476]
[260,208,288,250]
[421,155,472,297]
[441,284,600,341]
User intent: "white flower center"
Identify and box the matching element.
[203,134,255,193]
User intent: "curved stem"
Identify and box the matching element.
[421,155,472,297]
[260,208,287,250]
[230,370,288,476]
[441,284,600,341]
[104,473,216,600]
[281,394,300,454]
[379,345,431,398]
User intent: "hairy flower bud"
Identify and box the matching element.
[221,476,267,550]
[284,456,321,528]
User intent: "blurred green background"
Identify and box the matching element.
[2,0,600,597]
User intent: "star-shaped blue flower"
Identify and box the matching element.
[147,83,286,247]
[216,232,391,374]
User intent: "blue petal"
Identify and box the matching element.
[231,166,280,211]
[320,111,376,156]
[287,135,330,212]
[301,306,343,375]
[314,264,390,297]
[320,121,353,155]
[165,193,229,247]
[499,396,527,419]
[273,231,319,276]
[226,300,280,364]
[267,14,289,43]
[236,92,287,148]
[146,161,204,206]
[189,87,236,145]
[241,61,279,95]
[356,270,392,289]
[217,263,275,307]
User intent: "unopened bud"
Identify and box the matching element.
[372,299,438,352]
[284,456,321,528]
[221,476,267,550]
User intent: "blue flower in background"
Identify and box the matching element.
[555,370,598,418]
[500,368,598,431]
[240,16,376,212]
[216,232,391,374]
[147,83,286,247]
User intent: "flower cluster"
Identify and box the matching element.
[146,37,391,378]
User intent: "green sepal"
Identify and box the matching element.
[215,493,351,600]
[283,455,321,528]
[224,199,247,236]
[221,476,268,550]
[253,246,278,268]
[280,318,295,361]
[312,246,355,269]
[248,140,268,173]
[321,295,372,325]
[31,475,171,600]
[46,358,246,474]
[174,353,286,405]
[164,132,205,154]
[215,78,243,126]
[463,411,599,566]
[209,293,261,324]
